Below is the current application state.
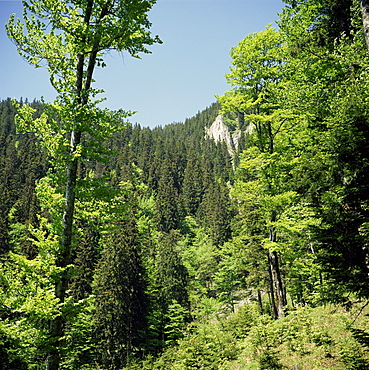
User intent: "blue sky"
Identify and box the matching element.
[0,0,284,128]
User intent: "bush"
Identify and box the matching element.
[223,303,260,339]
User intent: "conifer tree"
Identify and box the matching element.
[155,158,179,232]
[69,222,100,301]
[94,217,148,369]
[148,230,189,348]
[200,180,232,247]
[180,152,204,216]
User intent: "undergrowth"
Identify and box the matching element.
[124,300,369,370]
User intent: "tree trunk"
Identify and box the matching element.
[268,249,285,318]
[268,224,286,319]
[268,255,278,320]
[257,290,263,314]
[267,290,277,319]
[47,2,98,368]
[360,0,369,52]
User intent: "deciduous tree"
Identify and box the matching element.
[6,0,160,368]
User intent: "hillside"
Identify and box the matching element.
[2,0,369,369]
[1,92,369,369]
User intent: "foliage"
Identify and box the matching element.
[128,301,369,370]
[93,219,148,369]
[0,224,61,367]
[5,0,161,368]
[2,0,369,367]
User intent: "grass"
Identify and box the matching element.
[227,301,369,370]
[126,299,369,370]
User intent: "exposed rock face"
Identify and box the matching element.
[232,130,242,152]
[205,114,241,156]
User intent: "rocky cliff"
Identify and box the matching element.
[205,114,241,156]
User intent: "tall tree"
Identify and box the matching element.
[180,151,205,217]
[277,0,369,301]
[200,180,232,247]
[155,158,179,232]
[148,230,189,349]
[361,0,369,51]
[219,26,288,318]
[94,218,148,369]
[6,1,160,368]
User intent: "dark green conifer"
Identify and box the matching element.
[93,218,148,369]
[200,180,233,246]
[180,151,204,216]
[155,158,179,232]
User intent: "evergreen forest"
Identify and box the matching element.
[2,0,369,369]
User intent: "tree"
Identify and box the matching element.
[68,221,100,301]
[219,26,289,318]
[6,1,160,368]
[200,180,232,247]
[155,158,180,232]
[93,218,148,369]
[361,0,369,51]
[180,151,205,217]
[278,0,369,302]
[148,230,189,349]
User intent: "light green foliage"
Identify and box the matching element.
[222,303,261,339]
[216,25,291,164]
[231,144,321,304]
[216,235,268,310]
[60,296,96,370]
[219,0,369,312]
[237,303,369,370]
[163,300,189,346]
[4,1,161,368]
[214,245,242,310]
[76,176,132,231]
[1,182,100,367]
[148,322,239,370]
[4,0,369,367]
[0,249,60,366]
[277,1,324,46]
[6,0,160,96]
[130,301,369,370]
[180,216,220,304]
[218,26,283,114]
[14,99,131,166]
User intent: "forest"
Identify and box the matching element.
[1,0,369,369]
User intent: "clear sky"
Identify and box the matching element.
[0,0,285,128]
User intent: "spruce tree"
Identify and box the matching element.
[94,217,148,369]
[155,158,179,232]
[180,152,204,216]
[148,230,189,348]
[200,180,232,247]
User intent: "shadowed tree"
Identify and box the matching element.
[94,217,148,369]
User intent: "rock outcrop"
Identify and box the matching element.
[205,114,241,156]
